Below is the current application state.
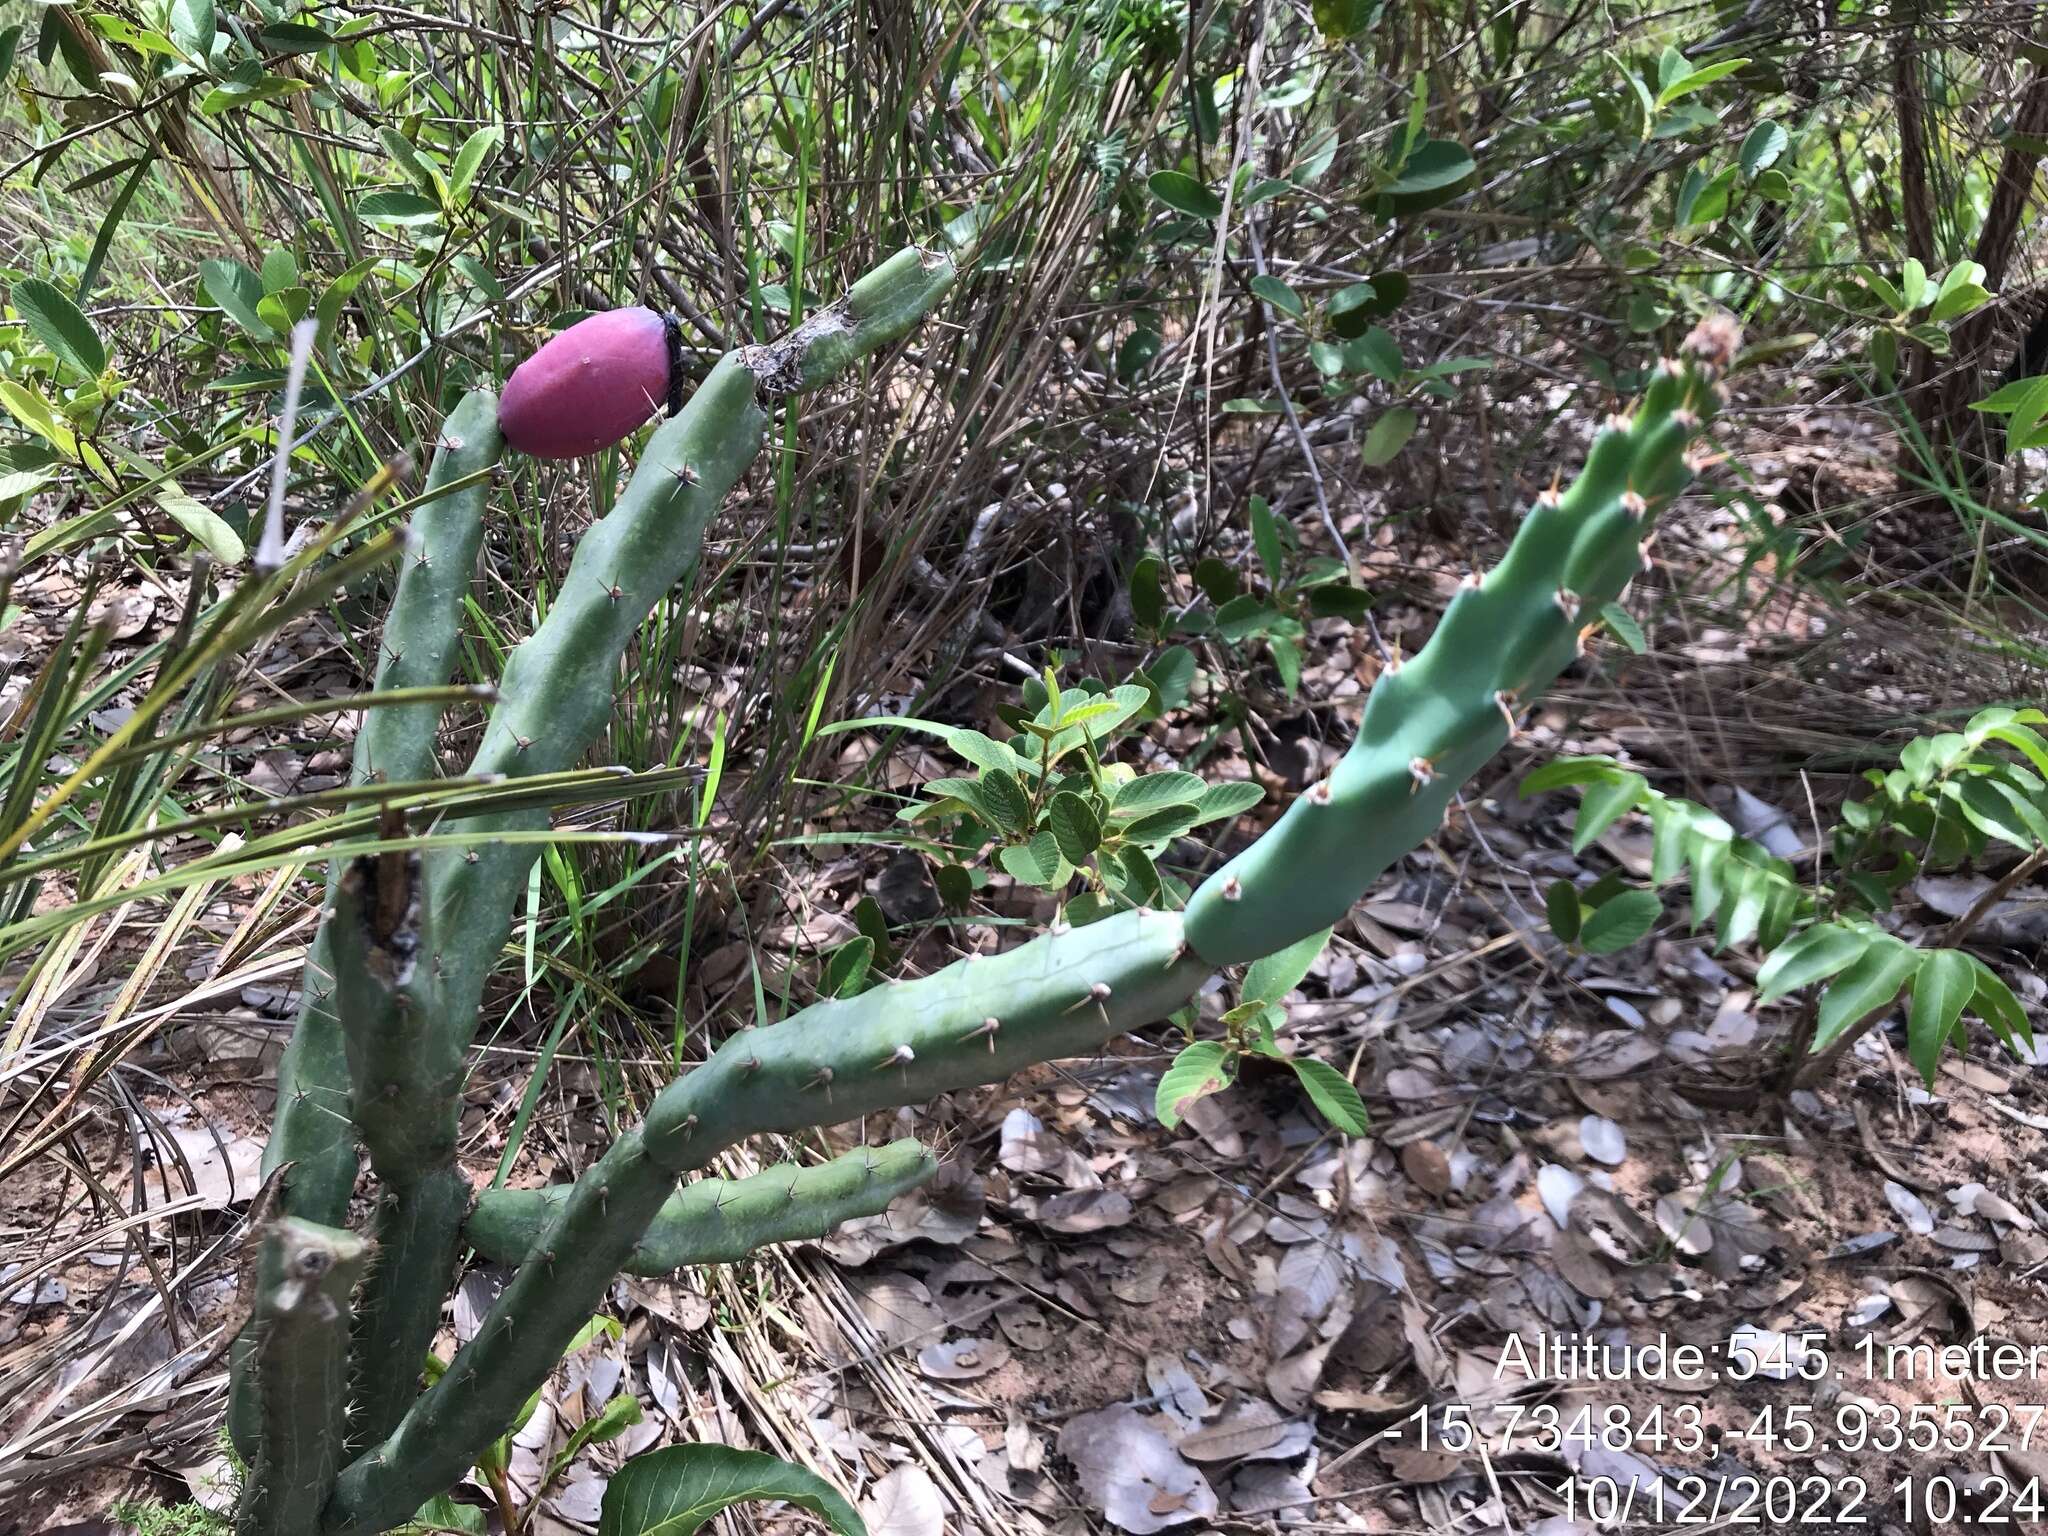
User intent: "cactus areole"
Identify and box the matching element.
[497,306,685,458]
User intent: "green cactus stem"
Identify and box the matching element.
[743,244,962,395]
[263,390,503,1230]
[350,1164,471,1449]
[234,1219,369,1536]
[246,239,971,1486]
[1181,317,1738,966]
[465,1138,936,1273]
[330,849,461,1183]
[236,398,503,1462]
[327,842,474,1441]
[323,907,1203,1535]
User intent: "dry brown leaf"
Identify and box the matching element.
[1176,1401,1313,1463]
[860,1463,946,1536]
[916,1335,1010,1380]
[1058,1406,1217,1533]
[1402,1140,1453,1196]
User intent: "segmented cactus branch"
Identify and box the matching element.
[264,391,504,1229]
[1182,318,1737,965]
[328,844,474,1439]
[234,1220,369,1536]
[465,1138,937,1274]
[240,238,975,1522]
[323,909,1204,1534]
[236,403,502,1463]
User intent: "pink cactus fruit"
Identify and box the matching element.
[498,307,673,459]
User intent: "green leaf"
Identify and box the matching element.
[1388,139,1476,194]
[979,768,1031,834]
[822,937,874,999]
[1360,408,1417,466]
[1930,282,1992,326]
[934,864,973,910]
[1244,926,1333,1005]
[1307,584,1372,621]
[998,832,1068,888]
[1343,326,1403,383]
[260,21,333,52]
[1545,879,1582,944]
[1249,495,1286,585]
[1113,771,1207,813]
[1967,957,2033,1053]
[1756,921,1869,1004]
[0,380,77,454]
[199,69,311,114]
[1193,779,1265,824]
[852,894,894,968]
[1115,844,1163,906]
[1899,258,1930,311]
[1147,645,1197,712]
[1194,556,1239,605]
[1654,57,1750,110]
[1125,803,1201,843]
[1812,938,1919,1052]
[1738,120,1788,176]
[169,0,215,57]
[600,1446,863,1536]
[549,1392,644,1485]
[155,486,245,563]
[1674,163,1736,226]
[1971,375,2048,416]
[1048,791,1103,863]
[945,727,1032,778]
[12,279,105,377]
[1599,602,1645,654]
[1579,889,1660,954]
[1291,1058,1369,1135]
[1752,167,1792,200]
[1130,554,1164,632]
[1953,777,2038,850]
[1572,771,1648,853]
[1311,0,1373,40]
[397,1495,488,1534]
[447,124,503,205]
[1519,755,1622,797]
[1156,1041,1234,1128]
[1907,950,1974,1087]
[1928,260,1990,324]
[359,190,444,226]
[1147,170,1223,220]
[200,258,274,339]
[1249,274,1303,317]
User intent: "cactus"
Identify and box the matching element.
[465,1138,939,1273]
[235,1220,370,1536]
[1180,316,1738,967]
[232,235,1734,1534]
[497,307,679,459]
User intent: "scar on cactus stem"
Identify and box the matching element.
[497,307,686,459]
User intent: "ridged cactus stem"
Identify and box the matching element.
[327,844,473,1446]
[465,1138,937,1274]
[427,238,965,1039]
[1180,319,1737,966]
[235,395,503,1462]
[323,909,1203,1535]
[234,1220,369,1536]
